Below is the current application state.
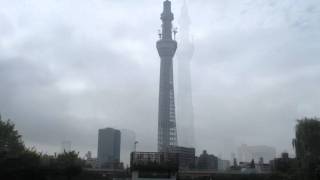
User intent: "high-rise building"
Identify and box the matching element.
[166,145,195,169]
[156,0,178,152]
[131,152,179,180]
[97,127,121,168]
[120,129,136,167]
[218,159,230,171]
[176,0,195,148]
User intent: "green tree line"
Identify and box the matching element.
[0,115,85,180]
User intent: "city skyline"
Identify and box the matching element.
[0,0,319,158]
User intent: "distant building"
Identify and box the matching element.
[197,150,218,170]
[230,158,241,171]
[238,160,257,174]
[239,161,254,169]
[85,151,92,159]
[86,158,98,168]
[237,144,276,163]
[120,129,136,167]
[218,159,230,171]
[97,127,121,168]
[254,157,271,173]
[270,152,298,173]
[61,140,72,153]
[237,158,271,174]
[166,145,195,169]
[85,151,98,168]
[131,152,178,180]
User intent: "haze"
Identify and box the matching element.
[0,0,319,159]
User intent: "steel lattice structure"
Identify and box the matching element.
[156,0,178,152]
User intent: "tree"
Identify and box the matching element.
[0,115,42,179]
[0,115,25,155]
[55,151,84,180]
[293,118,320,180]
[0,115,86,179]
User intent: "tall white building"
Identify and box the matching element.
[120,129,136,167]
[237,144,276,163]
[218,159,230,171]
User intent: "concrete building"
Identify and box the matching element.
[197,150,218,170]
[239,161,258,174]
[270,152,298,173]
[176,0,195,149]
[237,144,276,163]
[166,145,195,169]
[131,152,178,180]
[97,127,121,168]
[218,159,230,171]
[157,0,178,152]
[120,129,136,167]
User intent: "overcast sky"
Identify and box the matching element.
[0,0,319,159]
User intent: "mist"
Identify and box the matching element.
[1,0,319,160]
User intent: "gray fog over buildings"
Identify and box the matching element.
[0,0,320,158]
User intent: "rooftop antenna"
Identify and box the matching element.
[134,141,139,152]
[158,29,162,39]
[173,27,178,40]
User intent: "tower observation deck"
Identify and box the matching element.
[157,0,178,152]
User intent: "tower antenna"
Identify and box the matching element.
[173,27,178,40]
[158,29,162,39]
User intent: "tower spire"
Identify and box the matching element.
[160,0,174,40]
[157,0,178,152]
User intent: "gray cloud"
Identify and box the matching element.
[0,0,319,159]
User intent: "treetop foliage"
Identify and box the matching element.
[0,115,84,179]
[0,115,25,155]
[293,117,320,180]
